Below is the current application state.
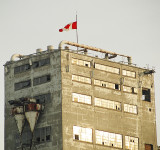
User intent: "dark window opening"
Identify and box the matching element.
[142,88,151,102]
[75,135,79,140]
[46,135,50,141]
[115,84,119,90]
[36,137,40,142]
[15,80,31,91]
[33,75,51,86]
[34,93,51,104]
[149,108,152,112]
[14,64,31,74]
[102,83,106,87]
[33,58,50,68]
[85,64,88,67]
[145,144,153,150]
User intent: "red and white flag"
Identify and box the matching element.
[59,21,77,32]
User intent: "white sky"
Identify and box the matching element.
[0,0,160,148]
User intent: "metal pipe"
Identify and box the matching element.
[59,40,132,64]
[10,54,24,61]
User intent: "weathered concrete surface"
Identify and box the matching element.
[5,50,62,150]
[61,50,157,150]
[5,48,157,150]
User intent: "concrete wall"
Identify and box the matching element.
[61,50,157,150]
[4,50,62,150]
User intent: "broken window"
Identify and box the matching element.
[33,75,51,86]
[33,58,50,68]
[95,97,121,111]
[15,80,31,91]
[14,64,31,74]
[95,63,120,74]
[72,75,91,84]
[125,136,138,150]
[142,88,151,102]
[115,84,120,90]
[123,86,138,94]
[124,104,137,114]
[72,58,91,67]
[34,93,51,104]
[145,144,153,150]
[73,126,92,143]
[94,79,120,90]
[95,130,122,148]
[72,93,91,104]
[122,70,136,78]
[35,126,51,143]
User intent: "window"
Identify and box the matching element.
[124,104,137,114]
[34,93,51,104]
[142,88,151,102]
[73,126,92,143]
[72,58,91,67]
[95,97,121,111]
[33,58,50,68]
[95,63,120,74]
[14,64,31,74]
[125,136,138,150]
[95,130,122,148]
[35,126,51,143]
[145,144,153,150]
[15,80,31,91]
[122,70,136,78]
[72,75,91,84]
[33,75,51,86]
[94,79,120,90]
[72,93,91,104]
[123,86,138,94]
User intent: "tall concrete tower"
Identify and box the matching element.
[4,41,157,150]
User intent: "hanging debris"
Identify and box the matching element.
[12,106,25,135]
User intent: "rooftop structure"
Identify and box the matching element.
[4,41,157,150]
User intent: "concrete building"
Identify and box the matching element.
[4,41,157,150]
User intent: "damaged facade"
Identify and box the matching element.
[4,41,157,150]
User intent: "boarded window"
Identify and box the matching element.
[125,136,138,150]
[122,70,136,78]
[142,88,151,102]
[34,93,51,103]
[95,97,121,111]
[73,126,92,143]
[33,58,50,68]
[72,75,91,84]
[33,75,51,86]
[14,64,31,74]
[15,80,31,91]
[95,63,120,74]
[124,104,137,114]
[72,93,91,104]
[95,130,122,148]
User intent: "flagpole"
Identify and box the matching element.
[76,12,79,50]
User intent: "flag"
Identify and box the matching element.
[59,21,77,32]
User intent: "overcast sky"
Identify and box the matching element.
[0,0,160,148]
